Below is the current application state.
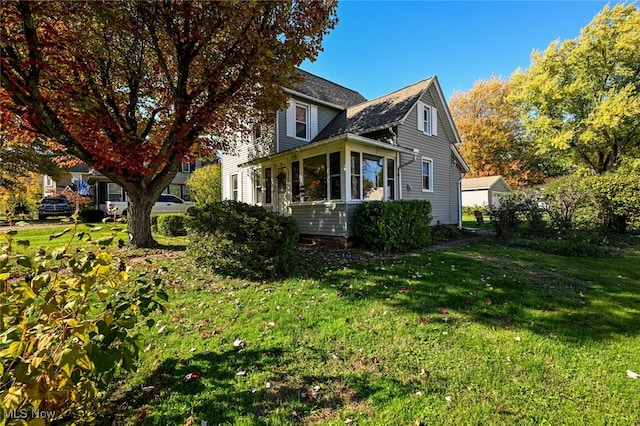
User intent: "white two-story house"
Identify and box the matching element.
[221,69,469,247]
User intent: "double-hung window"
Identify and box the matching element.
[286,99,318,141]
[254,169,262,204]
[264,168,272,204]
[422,158,433,192]
[231,174,239,201]
[417,101,438,136]
[295,105,308,139]
[107,183,123,202]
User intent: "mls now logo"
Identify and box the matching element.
[6,408,56,420]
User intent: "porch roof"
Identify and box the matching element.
[238,133,418,168]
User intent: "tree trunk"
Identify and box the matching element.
[126,189,158,248]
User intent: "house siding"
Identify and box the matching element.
[396,87,460,225]
[278,98,343,152]
[291,202,349,237]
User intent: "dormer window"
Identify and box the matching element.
[417,101,438,136]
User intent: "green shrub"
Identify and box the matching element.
[542,175,589,231]
[583,172,640,233]
[185,164,222,206]
[0,226,166,423]
[151,214,159,232]
[353,200,432,253]
[79,207,105,223]
[157,214,187,236]
[186,201,299,279]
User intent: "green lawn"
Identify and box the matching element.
[105,238,639,424]
[3,225,639,424]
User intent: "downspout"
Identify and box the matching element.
[457,177,463,228]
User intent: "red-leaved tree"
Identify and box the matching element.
[1,0,337,246]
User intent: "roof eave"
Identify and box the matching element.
[284,88,349,111]
[238,133,415,167]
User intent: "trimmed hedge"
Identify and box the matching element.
[353,200,432,253]
[79,208,105,223]
[186,201,299,279]
[157,214,187,236]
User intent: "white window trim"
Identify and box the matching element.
[231,173,240,201]
[349,151,396,202]
[181,161,191,173]
[422,157,434,192]
[44,175,54,187]
[286,99,318,142]
[417,101,438,137]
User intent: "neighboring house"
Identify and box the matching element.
[221,69,469,247]
[461,176,511,209]
[43,157,201,212]
[42,164,93,197]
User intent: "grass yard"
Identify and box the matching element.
[3,225,639,424]
[103,239,639,424]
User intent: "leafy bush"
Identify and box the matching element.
[79,207,105,223]
[157,214,187,236]
[185,164,222,206]
[353,200,432,253]
[583,172,640,233]
[186,201,299,279]
[0,226,167,423]
[542,175,589,231]
[489,192,523,239]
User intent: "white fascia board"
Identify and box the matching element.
[238,133,415,168]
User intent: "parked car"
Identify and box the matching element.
[106,194,195,216]
[38,196,74,220]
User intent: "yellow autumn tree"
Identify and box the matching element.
[450,77,547,187]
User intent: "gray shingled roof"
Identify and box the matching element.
[314,78,433,141]
[291,69,367,108]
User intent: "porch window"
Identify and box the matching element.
[387,158,395,200]
[231,174,239,201]
[303,154,327,201]
[422,158,433,192]
[181,160,191,173]
[291,161,301,202]
[107,183,123,202]
[329,152,341,200]
[363,154,384,201]
[254,169,262,204]
[265,168,272,204]
[350,151,361,200]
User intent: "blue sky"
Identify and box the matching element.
[301,1,612,101]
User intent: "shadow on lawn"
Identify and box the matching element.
[98,346,422,425]
[314,241,640,343]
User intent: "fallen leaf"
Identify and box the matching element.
[183,371,201,382]
[440,309,449,315]
[142,385,155,392]
[418,316,428,324]
[236,369,247,376]
[372,357,379,364]
[627,370,639,379]
[185,416,195,426]
[515,336,521,342]
[137,410,147,420]
[487,299,493,305]
[445,396,452,402]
